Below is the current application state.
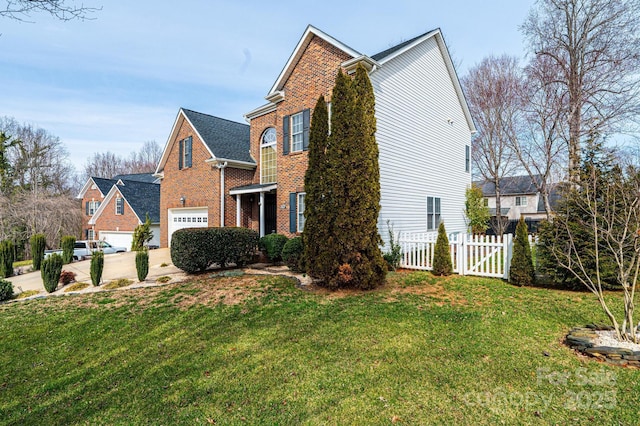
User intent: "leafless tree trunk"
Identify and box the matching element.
[510,55,568,219]
[462,55,521,235]
[522,0,640,183]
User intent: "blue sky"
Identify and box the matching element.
[0,1,533,171]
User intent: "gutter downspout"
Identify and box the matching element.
[216,162,228,227]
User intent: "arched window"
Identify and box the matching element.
[261,127,277,184]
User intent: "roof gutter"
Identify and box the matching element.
[206,157,257,170]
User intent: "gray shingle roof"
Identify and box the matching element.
[371,29,439,61]
[113,173,159,184]
[116,180,160,224]
[91,177,117,195]
[536,183,564,213]
[182,108,254,164]
[474,175,543,197]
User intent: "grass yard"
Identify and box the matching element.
[1,271,639,425]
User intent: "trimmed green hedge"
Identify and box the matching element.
[282,236,304,272]
[171,227,259,273]
[0,279,13,301]
[259,233,289,262]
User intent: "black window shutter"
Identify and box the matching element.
[186,136,193,168]
[85,201,89,215]
[302,109,310,151]
[283,116,290,155]
[289,192,297,233]
[178,139,184,170]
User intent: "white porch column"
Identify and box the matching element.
[217,162,228,227]
[236,194,241,227]
[259,192,265,237]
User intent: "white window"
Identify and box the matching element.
[427,196,441,231]
[297,192,306,232]
[291,112,304,152]
[260,128,277,184]
[87,200,101,215]
[515,196,528,207]
[115,197,124,215]
[86,229,94,240]
[179,136,192,170]
[465,145,470,173]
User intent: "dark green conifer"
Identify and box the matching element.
[30,233,46,271]
[432,222,452,276]
[510,217,535,286]
[306,65,386,289]
[304,95,332,278]
[61,235,75,264]
[0,240,15,278]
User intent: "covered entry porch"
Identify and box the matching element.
[230,183,277,237]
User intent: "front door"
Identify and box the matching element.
[264,193,277,234]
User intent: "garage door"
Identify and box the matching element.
[168,207,209,246]
[99,231,133,250]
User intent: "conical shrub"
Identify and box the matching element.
[0,240,15,278]
[509,217,535,286]
[136,249,149,282]
[61,235,76,264]
[41,253,63,293]
[30,233,46,271]
[432,222,452,276]
[91,251,104,286]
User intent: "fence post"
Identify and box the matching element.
[503,233,513,280]
[458,233,466,276]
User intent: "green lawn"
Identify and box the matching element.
[0,271,638,425]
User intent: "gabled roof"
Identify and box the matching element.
[76,176,117,199]
[155,108,255,175]
[475,175,543,197]
[267,25,361,97]
[112,173,159,184]
[89,180,160,225]
[248,25,476,133]
[371,29,438,61]
[536,183,564,213]
[116,180,160,223]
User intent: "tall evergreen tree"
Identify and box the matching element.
[303,95,332,277]
[307,65,386,289]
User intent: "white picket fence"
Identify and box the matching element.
[398,232,534,279]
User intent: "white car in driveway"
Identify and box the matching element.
[44,240,128,261]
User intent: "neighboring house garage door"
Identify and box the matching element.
[168,208,209,246]
[99,231,133,250]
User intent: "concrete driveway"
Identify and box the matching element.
[6,248,181,295]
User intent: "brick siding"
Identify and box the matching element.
[250,35,352,236]
[92,188,140,237]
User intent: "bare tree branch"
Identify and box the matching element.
[1,0,101,22]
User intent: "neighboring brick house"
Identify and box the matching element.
[77,176,123,241]
[77,174,161,248]
[154,108,256,247]
[156,25,475,247]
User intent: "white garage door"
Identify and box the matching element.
[99,231,133,250]
[168,207,209,246]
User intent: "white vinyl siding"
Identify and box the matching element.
[371,35,472,241]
